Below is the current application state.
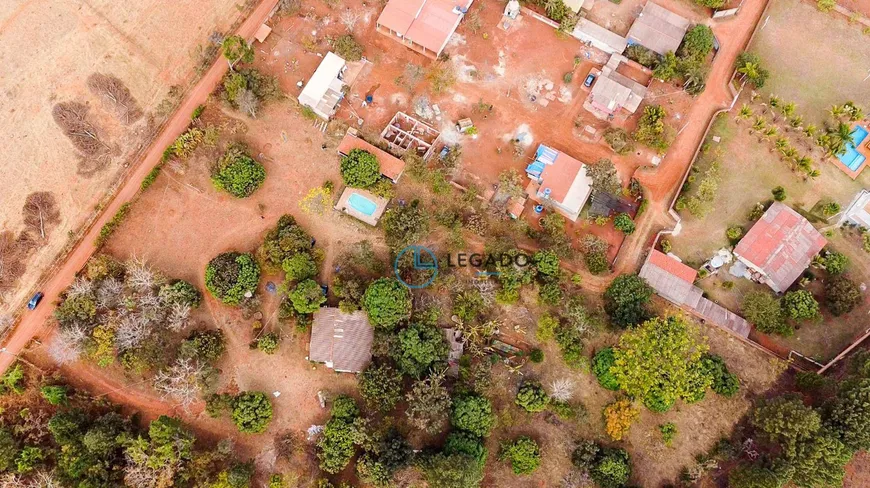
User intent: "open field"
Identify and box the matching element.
[751,0,870,124]
[0,0,249,313]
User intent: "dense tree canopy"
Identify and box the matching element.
[603,274,653,328]
[382,200,429,251]
[742,291,790,336]
[340,149,381,188]
[363,278,412,330]
[499,437,541,475]
[451,395,495,438]
[825,276,862,316]
[288,279,326,314]
[391,322,449,377]
[781,290,820,322]
[827,378,870,451]
[359,364,403,412]
[752,396,821,458]
[231,392,273,434]
[205,252,260,305]
[211,144,266,198]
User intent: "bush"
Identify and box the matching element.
[659,422,677,447]
[825,276,862,316]
[781,290,820,321]
[141,165,162,190]
[528,348,544,363]
[613,213,636,234]
[358,364,403,412]
[451,395,495,437]
[232,392,274,433]
[363,278,412,330]
[1,364,26,395]
[824,251,848,274]
[95,202,132,247]
[742,291,791,336]
[333,34,363,61]
[726,225,744,242]
[702,354,740,397]
[211,144,266,198]
[205,252,260,305]
[41,385,68,406]
[592,347,620,390]
[340,149,380,188]
[288,279,326,314]
[633,105,671,151]
[180,329,226,363]
[159,280,202,308]
[281,252,317,282]
[499,437,541,475]
[772,186,787,201]
[0,429,16,472]
[603,127,636,155]
[257,333,280,354]
[591,448,632,488]
[445,431,488,466]
[603,400,639,441]
[817,0,836,11]
[259,215,314,270]
[382,200,429,251]
[515,382,550,413]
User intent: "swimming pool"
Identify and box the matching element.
[348,193,378,216]
[838,125,869,171]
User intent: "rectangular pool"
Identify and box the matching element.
[838,125,868,171]
[348,193,378,216]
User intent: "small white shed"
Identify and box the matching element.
[297,52,347,119]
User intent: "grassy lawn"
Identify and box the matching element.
[750,0,870,125]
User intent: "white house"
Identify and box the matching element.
[297,52,347,119]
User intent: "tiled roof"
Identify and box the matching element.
[310,308,374,373]
[337,133,406,183]
[734,202,827,292]
[377,0,472,55]
[648,250,697,283]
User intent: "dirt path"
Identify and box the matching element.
[615,0,770,275]
[0,0,280,374]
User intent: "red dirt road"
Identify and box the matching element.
[0,0,280,374]
[617,0,770,274]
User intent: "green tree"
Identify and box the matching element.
[259,215,314,270]
[232,392,273,434]
[282,252,317,282]
[611,316,711,412]
[742,291,791,336]
[211,143,266,198]
[533,249,560,278]
[823,251,848,274]
[825,276,862,316]
[180,329,226,363]
[590,448,632,488]
[334,34,363,61]
[679,25,714,59]
[515,382,550,413]
[363,278,412,330]
[592,347,620,391]
[0,429,18,472]
[613,213,636,235]
[827,378,870,451]
[633,105,670,151]
[451,395,495,437]
[159,280,202,308]
[781,290,820,321]
[445,432,487,467]
[205,252,260,305]
[752,396,820,458]
[257,333,280,354]
[653,51,680,81]
[419,453,484,488]
[340,149,381,188]
[288,279,326,314]
[317,397,361,474]
[406,372,452,434]
[40,385,68,406]
[359,364,403,412]
[15,446,44,474]
[701,354,740,397]
[728,462,793,488]
[772,186,787,202]
[791,432,851,488]
[392,322,448,377]
[603,274,653,328]
[222,35,254,70]
[499,437,541,475]
[735,52,769,88]
[382,200,429,251]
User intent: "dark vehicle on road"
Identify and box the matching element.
[27,292,44,310]
[584,73,596,87]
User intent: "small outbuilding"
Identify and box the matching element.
[309,308,374,373]
[733,202,827,293]
[841,189,870,229]
[571,19,628,55]
[297,52,347,119]
[626,2,691,55]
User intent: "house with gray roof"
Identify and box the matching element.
[309,308,374,373]
[626,2,691,55]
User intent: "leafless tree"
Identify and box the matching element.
[116,315,151,350]
[48,325,88,365]
[22,192,61,240]
[66,277,94,299]
[154,357,207,410]
[0,315,12,334]
[277,0,302,15]
[167,302,191,332]
[126,258,164,291]
[87,73,144,125]
[0,231,25,292]
[236,88,259,118]
[123,459,174,488]
[340,9,362,32]
[52,102,110,156]
[96,277,124,309]
[549,378,575,402]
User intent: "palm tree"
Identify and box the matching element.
[808,168,821,178]
[823,122,854,156]
[830,104,847,120]
[804,124,818,138]
[844,101,865,122]
[736,104,753,122]
[764,126,779,139]
[774,137,789,153]
[737,62,759,82]
[751,117,767,134]
[789,115,804,129]
[769,96,782,121]
[796,156,813,172]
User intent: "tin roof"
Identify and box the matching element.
[337,133,406,183]
[310,308,374,373]
[734,202,827,293]
[626,2,691,55]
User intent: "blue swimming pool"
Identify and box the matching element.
[838,125,869,171]
[348,193,377,216]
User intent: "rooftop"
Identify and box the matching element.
[571,18,628,54]
[309,308,374,373]
[377,0,473,55]
[734,202,827,293]
[587,54,648,115]
[337,132,406,183]
[298,52,346,118]
[525,145,593,220]
[626,2,691,55]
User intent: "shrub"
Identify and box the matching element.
[180,329,226,363]
[613,213,636,235]
[205,252,260,305]
[633,105,671,151]
[340,149,380,188]
[95,202,132,247]
[382,200,429,251]
[726,225,744,242]
[359,364,403,412]
[211,144,266,198]
[591,447,632,488]
[603,127,635,155]
[232,392,273,433]
[592,347,620,390]
[499,437,541,475]
[159,280,202,308]
[0,429,16,472]
[1,364,26,395]
[282,252,317,282]
[288,279,326,314]
[333,34,363,61]
[259,215,314,270]
[781,290,820,321]
[772,186,787,201]
[659,422,677,446]
[15,446,44,474]
[363,278,412,330]
[515,382,550,413]
[41,385,68,406]
[445,431,488,466]
[817,0,836,11]
[702,354,740,397]
[603,400,639,441]
[451,395,495,437]
[257,333,280,354]
[141,165,162,190]
[824,251,848,274]
[825,276,862,316]
[742,291,791,336]
[528,348,544,363]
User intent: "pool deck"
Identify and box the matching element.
[832,123,870,180]
[334,186,389,226]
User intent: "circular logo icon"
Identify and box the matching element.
[394,245,438,289]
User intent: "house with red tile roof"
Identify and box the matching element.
[524,144,593,221]
[309,308,374,373]
[376,0,474,59]
[733,202,827,293]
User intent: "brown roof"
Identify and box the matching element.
[377,0,471,54]
[309,308,374,373]
[626,2,691,55]
[337,133,406,182]
[734,202,827,293]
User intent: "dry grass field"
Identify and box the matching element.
[0,0,250,314]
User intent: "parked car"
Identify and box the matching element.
[584,73,596,87]
[27,292,44,310]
